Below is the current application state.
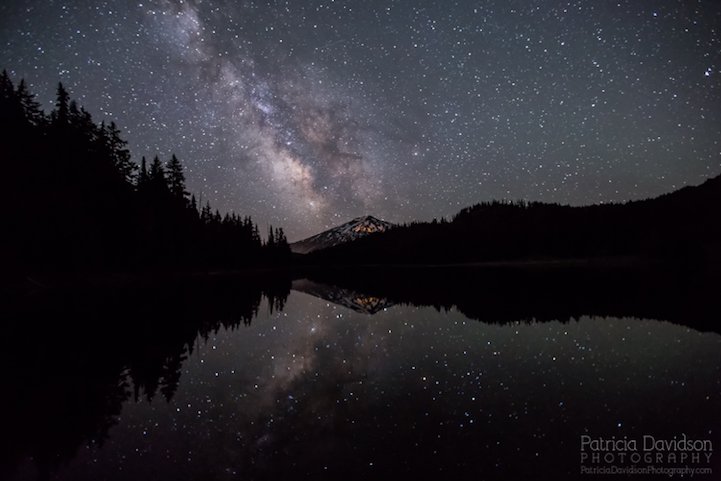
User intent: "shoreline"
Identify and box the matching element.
[4,255,717,293]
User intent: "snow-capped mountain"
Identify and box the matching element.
[290,215,394,254]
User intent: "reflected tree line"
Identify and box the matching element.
[1,71,290,273]
[0,274,290,478]
[302,263,721,334]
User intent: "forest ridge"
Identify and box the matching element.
[310,176,721,265]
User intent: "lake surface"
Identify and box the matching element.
[2,268,720,480]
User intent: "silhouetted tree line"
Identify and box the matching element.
[1,71,290,272]
[311,175,721,265]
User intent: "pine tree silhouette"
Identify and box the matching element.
[53,82,70,126]
[0,70,13,100]
[165,154,188,200]
[15,79,43,126]
[138,156,149,189]
[0,71,327,271]
[148,155,167,193]
[105,121,136,184]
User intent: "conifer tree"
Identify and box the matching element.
[275,227,288,246]
[53,82,70,126]
[106,121,135,184]
[148,155,167,193]
[267,225,276,248]
[69,99,80,125]
[0,70,13,101]
[165,154,188,199]
[0,73,22,127]
[15,79,43,127]
[138,156,149,189]
[201,201,212,223]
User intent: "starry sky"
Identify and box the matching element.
[1,0,720,240]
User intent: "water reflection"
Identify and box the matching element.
[301,264,721,331]
[293,279,396,314]
[0,275,290,480]
[2,267,720,480]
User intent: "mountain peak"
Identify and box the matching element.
[290,215,394,254]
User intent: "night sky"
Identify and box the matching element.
[1,1,720,240]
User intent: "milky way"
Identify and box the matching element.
[1,1,720,239]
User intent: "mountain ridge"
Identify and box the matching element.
[308,173,721,264]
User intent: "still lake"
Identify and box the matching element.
[3,268,720,480]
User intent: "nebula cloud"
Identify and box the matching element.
[142,0,387,233]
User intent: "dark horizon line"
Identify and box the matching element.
[292,171,720,241]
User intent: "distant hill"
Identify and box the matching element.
[290,215,394,254]
[309,175,721,265]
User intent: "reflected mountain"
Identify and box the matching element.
[300,262,721,334]
[292,278,395,314]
